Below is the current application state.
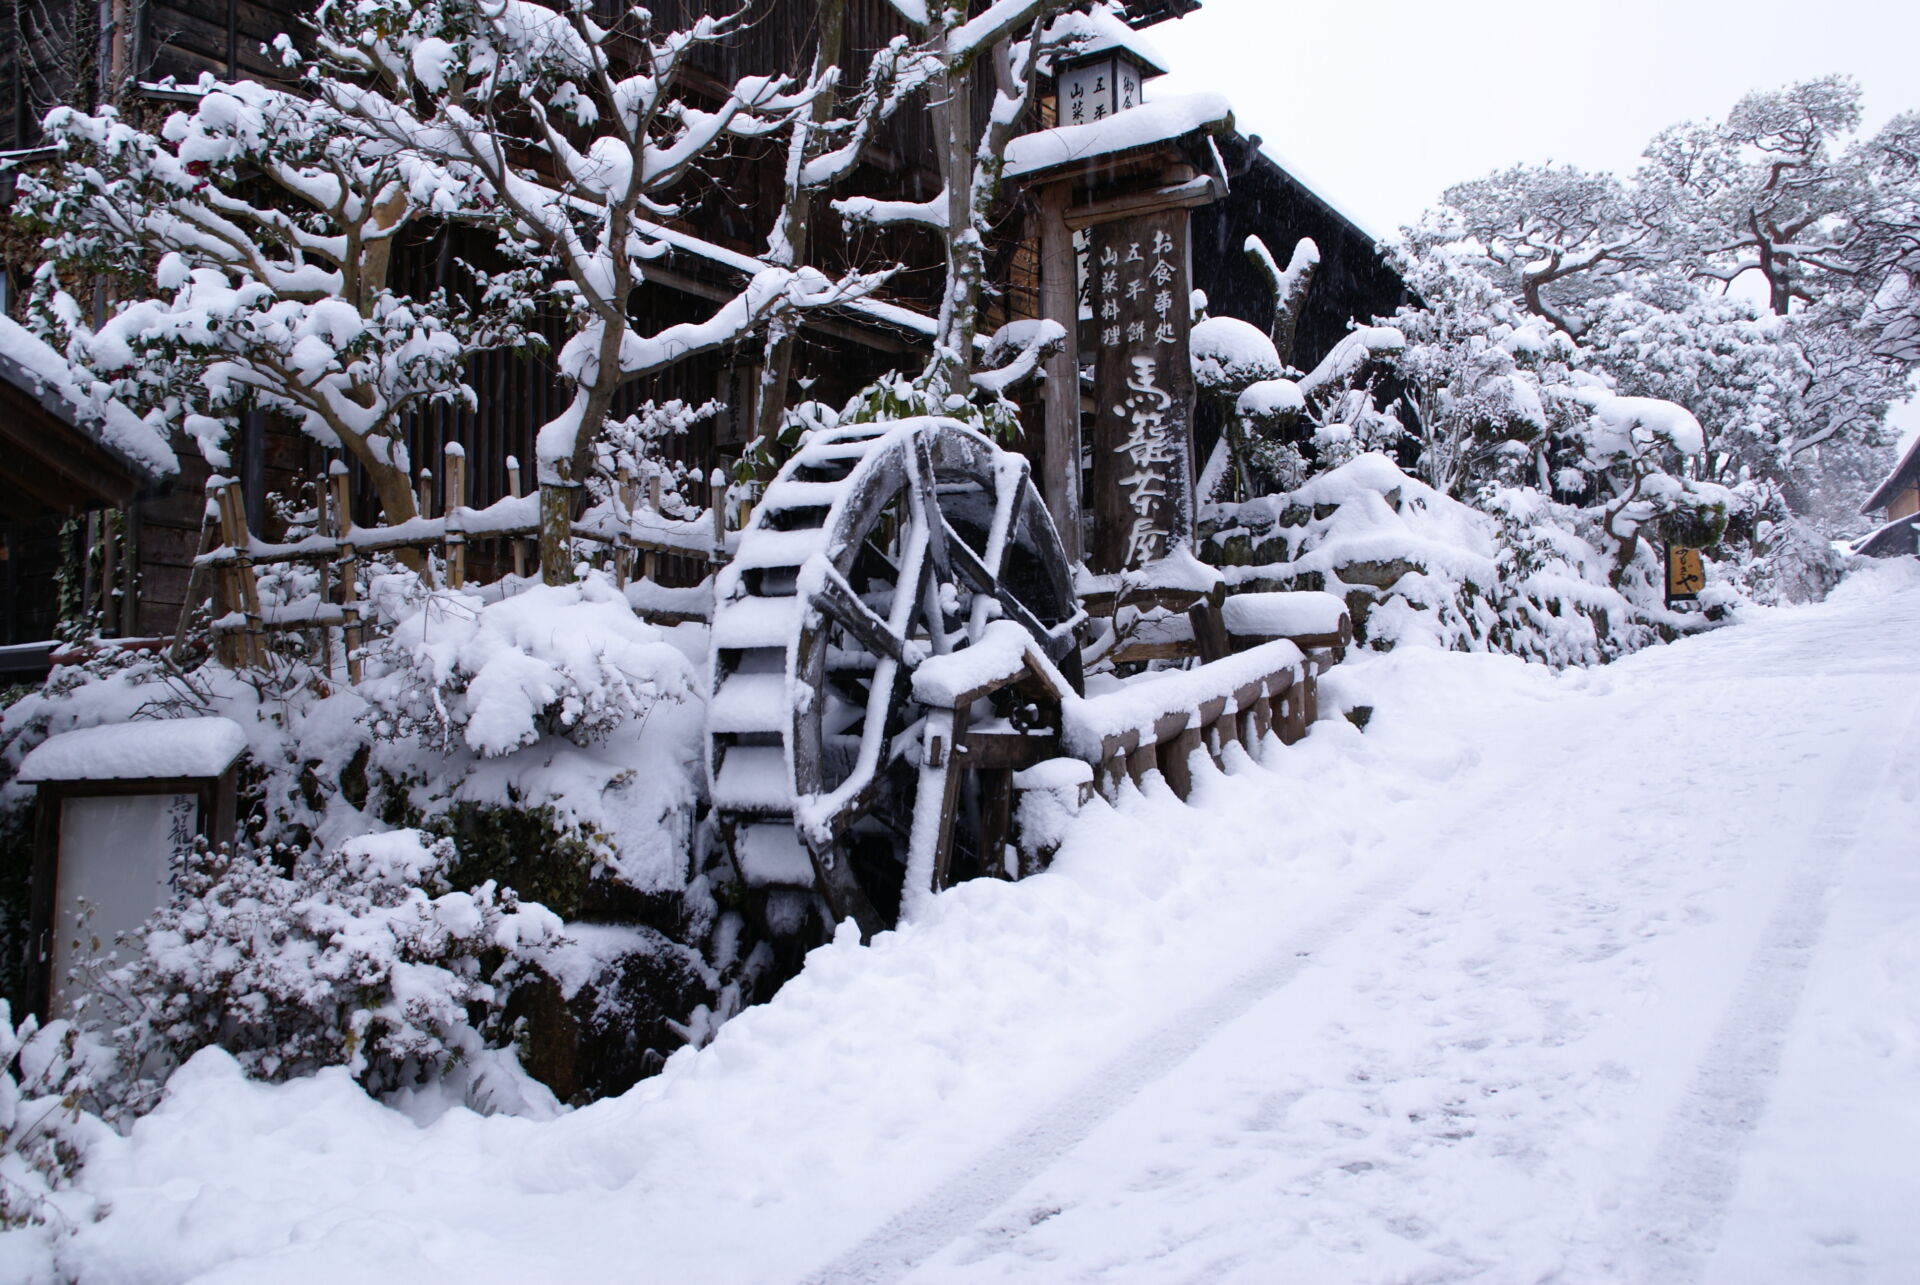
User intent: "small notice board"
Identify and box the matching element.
[17,717,245,1019]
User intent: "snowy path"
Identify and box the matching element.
[16,563,1920,1284]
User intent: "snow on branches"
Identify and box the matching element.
[21,77,521,527]
[309,0,890,501]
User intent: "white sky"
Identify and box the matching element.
[1150,0,1920,450]
[1151,0,1920,241]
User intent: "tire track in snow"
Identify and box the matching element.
[798,858,1429,1285]
[1621,689,1920,1281]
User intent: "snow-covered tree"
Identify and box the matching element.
[1414,164,1657,338]
[1641,76,1869,316]
[20,77,520,529]
[1400,77,1919,537]
[312,0,894,578]
[1858,111,1920,361]
[835,0,1083,406]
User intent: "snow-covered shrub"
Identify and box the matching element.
[359,570,697,758]
[1715,505,1852,606]
[1204,453,1698,665]
[98,829,564,1103]
[0,1004,112,1231]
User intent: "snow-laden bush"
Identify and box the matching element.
[0,1005,112,1231]
[1206,453,1699,665]
[96,829,564,1103]
[360,570,697,758]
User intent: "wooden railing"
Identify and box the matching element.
[193,445,742,675]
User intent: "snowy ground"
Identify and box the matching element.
[12,561,1920,1284]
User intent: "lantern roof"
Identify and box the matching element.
[1051,8,1172,77]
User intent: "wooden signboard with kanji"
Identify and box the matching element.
[1666,544,1705,605]
[1087,208,1195,574]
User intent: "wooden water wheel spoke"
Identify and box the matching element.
[814,565,911,667]
[710,418,1080,943]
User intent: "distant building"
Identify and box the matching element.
[1856,436,1920,558]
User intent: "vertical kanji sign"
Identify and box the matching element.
[1088,209,1195,573]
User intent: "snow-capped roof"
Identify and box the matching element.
[1005,91,1234,181]
[0,316,177,480]
[1861,431,1920,514]
[18,716,248,783]
[1053,8,1172,76]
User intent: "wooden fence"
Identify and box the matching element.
[192,444,743,677]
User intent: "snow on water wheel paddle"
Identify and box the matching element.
[708,417,1081,942]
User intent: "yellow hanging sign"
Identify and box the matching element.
[1666,545,1705,603]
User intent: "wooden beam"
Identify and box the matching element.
[1063,174,1221,231]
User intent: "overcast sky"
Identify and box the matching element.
[1150,0,1920,240]
[1149,0,1920,445]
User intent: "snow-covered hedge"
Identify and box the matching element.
[360,572,696,758]
[0,1005,112,1232]
[1206,453,1700,665]
[97,829,564,1104]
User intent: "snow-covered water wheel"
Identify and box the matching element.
[709,416,1081,942]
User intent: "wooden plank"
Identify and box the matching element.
[959,728,1058,771]
[1063,174,1219,232]
[1159,722,1202,801]
[1086,206,1197,573]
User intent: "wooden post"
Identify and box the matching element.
[169,515,220,667]
[212,480,264,668]
[444,444,468,590]
[643,472,662,583]
[978,768,1013,879]
[315,468,335,677]
[1037,181,1083,563]
[417,467,434,521]
[1125,738,1157,788]
[1160,720,1203,801]
[710,469,727,560]
[506,456,528,581]
[329,464,363,684]
[615,466,635,587]
[921,704,972,895]
[98,511,118,637]
[1188,600,1229,663]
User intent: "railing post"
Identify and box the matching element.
[506,455,528,581]
[212,478,264,668]
[444,443,468,590]
[329,463,363,684]
[615,465,635,587]
[643,472,662,583]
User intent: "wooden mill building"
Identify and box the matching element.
[0,0,1401,661]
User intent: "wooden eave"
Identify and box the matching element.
[1012,129,1228,210]
[1861,433,1920,513]
[0,373,161,521]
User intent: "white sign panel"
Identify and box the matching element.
[50,793,193,1017]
